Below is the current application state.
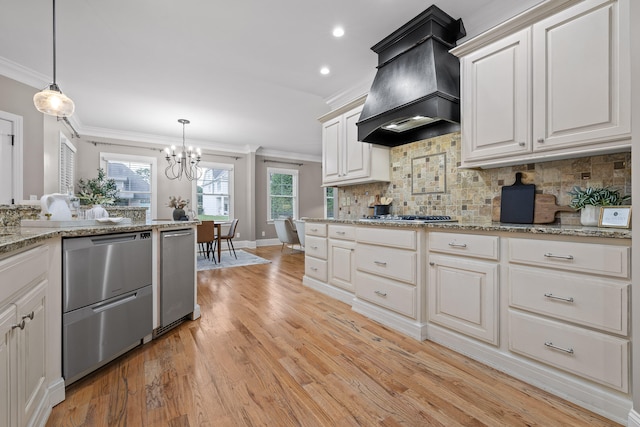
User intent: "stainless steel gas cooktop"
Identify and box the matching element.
[358,215,457,223]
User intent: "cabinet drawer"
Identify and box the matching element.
[355,271,416,318]
[305,223,327,237]
[509,265,629,335]
[429,232,499,260]
[328,225,355,240]
[305,256,327,282]
[356,244,416,285]
[0,245,48,304]
[356,227,416,250]
[509,310,629,392]
[508,238,629,278]
[305,236,327,260]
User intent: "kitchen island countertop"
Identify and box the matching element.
[303,218,631,240]
[0,220,199,255]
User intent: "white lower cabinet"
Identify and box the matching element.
[0,246,49,427]
[328,225,356,292]
[428,254,499,345]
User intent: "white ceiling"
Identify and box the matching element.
[0,0,543,160]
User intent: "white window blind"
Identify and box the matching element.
[59,134,76,193]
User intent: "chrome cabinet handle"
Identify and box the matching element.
[537,138,545,143]
[310,245,318,250]
[22,311,35,321]
[544,293,574,303]
[544,341,574,354]
[518,141,525,146]
[336,231,346,235]
[12,320,26,330]
[373,261,387,266]
[429,262,435,266]
[544,253,574,260]
[310,267,318,271]
[374,290,387,297]
[448,242,467,248]
[310,228,318,232]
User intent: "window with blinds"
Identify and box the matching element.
[59,134,76,193]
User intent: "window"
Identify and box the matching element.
[324,187,335,219]
[194,163,233,221]
[59,133,76,194]
[267,167,298,221]
[101,153,157,219]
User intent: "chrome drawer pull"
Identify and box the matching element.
[336,231,346,235]
[22,311,35,321]
[310,267,318,271]
[310,228,318,232]
[310,245,318,250]
[374,290,387,297]
[448,242,467,248]
[544,252,574,260]
[544,341,574,354]
[373,261,387,266]
[544,293,574,303]
[12,320,26,330]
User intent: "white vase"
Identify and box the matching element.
[580,205,600,226]
[90,204,108,219]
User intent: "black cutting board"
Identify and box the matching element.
[500,172,535,224]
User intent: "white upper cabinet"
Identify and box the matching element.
[320,99,390,186]
[455,0,630,168]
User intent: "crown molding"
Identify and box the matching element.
[0,56,48,89]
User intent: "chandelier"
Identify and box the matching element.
[164,119,202,181]
[33,0,75,117]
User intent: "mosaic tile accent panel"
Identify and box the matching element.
[337,132,631,225]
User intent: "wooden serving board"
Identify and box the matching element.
[492,194,575,224]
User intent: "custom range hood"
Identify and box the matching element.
[357,5,466,147]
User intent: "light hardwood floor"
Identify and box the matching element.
[47,246,620,426]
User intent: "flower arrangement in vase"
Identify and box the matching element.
[568,186,630,226]
[77,168,119,219]
[167,196,190,221]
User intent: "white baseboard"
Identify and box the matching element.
[352,298,428,341]
[629,409,640,427]
[302,276,354,305]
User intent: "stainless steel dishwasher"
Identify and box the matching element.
[157,228,195,335]
[62,231,152,385]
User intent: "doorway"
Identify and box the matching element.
[0,111,23,205]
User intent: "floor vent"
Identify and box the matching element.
[153,315,189,338]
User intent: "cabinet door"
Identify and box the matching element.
[15,280,47,427]
[0,305,17,427]
[532,0,630,150]
[343,105,371,180]
[328,240,355,292]
[322,116,342,183]
[428,255,499,345]
[461,29,531,162]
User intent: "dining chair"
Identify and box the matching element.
[214,219,239,259]
[274,218,300,252]
[196,221,216,263]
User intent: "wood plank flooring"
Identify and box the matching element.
[47,246,621,426]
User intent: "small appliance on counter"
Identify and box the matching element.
[359,215,457,224]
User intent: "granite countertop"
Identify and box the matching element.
[304,218,632,239]
[0,220,199,255]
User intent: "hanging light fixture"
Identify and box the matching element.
[33,0,75,117]
[164,119,202,181]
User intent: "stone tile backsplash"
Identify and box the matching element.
[338,132,631,225]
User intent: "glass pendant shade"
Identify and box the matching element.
[33,84,75,117]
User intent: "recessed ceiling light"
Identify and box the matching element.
[320,67,330,75]
[332,27,345,38]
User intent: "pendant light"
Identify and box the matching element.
[33,0,75,117]
[164,119,202,181]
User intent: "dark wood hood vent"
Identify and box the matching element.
[357,5,466,147]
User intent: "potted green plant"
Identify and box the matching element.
[568,186,630,226]
[77,168,119,218]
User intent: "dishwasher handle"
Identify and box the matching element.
[163,231,193,239]
[92,292,139,313]
[91,234,138,245]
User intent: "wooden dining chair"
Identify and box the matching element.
[196,221,216,263]
[214,219,239,259]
